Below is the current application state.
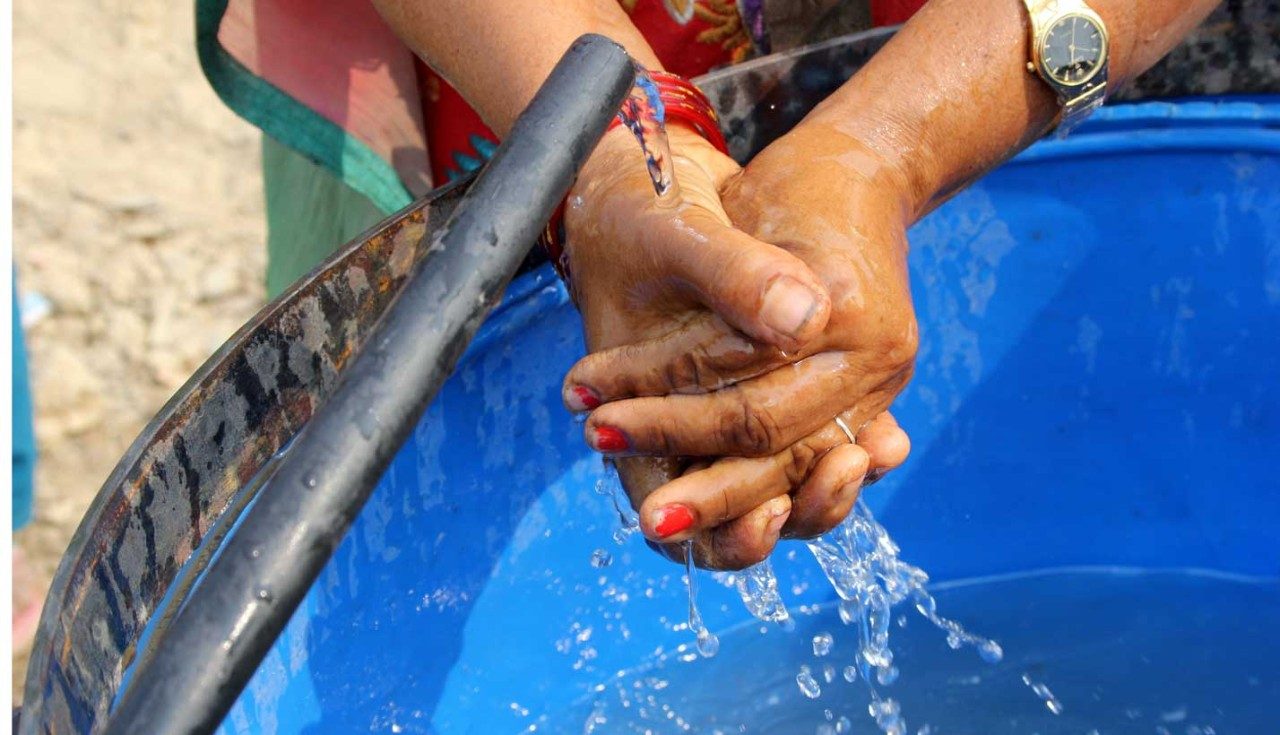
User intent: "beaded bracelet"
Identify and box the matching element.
[539,70,730,285]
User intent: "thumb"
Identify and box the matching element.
[656,209,831,351]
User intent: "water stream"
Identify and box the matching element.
[612,70,1002,733]
[616,68,682,205]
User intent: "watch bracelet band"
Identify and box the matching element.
[1056,81,1106,136]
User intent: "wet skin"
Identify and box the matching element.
[374,0,1220,569]
[559,0,1220,569]
[564,124,915,569]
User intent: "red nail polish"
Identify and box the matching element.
[571,386,601,410]
[591,426,628,453]
[654,504,695,539]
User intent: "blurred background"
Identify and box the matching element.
[12,0,267,698]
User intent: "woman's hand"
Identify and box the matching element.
[563,0,1219,570]
[565,124,833,363]
[567,123,918,569]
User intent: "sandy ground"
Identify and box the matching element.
[12,0,267,699]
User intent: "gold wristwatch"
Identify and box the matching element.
[1023,0,1110,136]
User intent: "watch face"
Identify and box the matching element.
[1042,14,1105,85]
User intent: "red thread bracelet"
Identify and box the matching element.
[540,70,729,286]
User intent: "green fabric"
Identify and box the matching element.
[262,135,389,298]
[195,0,412,215]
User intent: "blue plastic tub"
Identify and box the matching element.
[209,98,1280,733]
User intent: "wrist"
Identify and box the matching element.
[761,120,920,230]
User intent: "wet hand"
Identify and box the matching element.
[619,409,910,569]
[567,126,920,568]
[564,125,833,360]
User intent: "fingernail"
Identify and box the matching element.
[654,504,696,539]
[590,425,629,453]
[761,277,820,340]
[863,469,885,487]
[566,385,601,412]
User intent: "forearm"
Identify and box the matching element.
[371,0,661,137]
[796,0,1219,221]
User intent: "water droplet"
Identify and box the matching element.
[795,665,822,699]
[590,549,613,568]
[835,716,853,733]
[1021,673,1064,715]
[695,627,719,657]
[357,407,380,440]
[842,665,857,683]
[812,632,834,656]
[303,472,318,489]
[868,698,905,734]
[978,639,1004,663]
[256,587,272,603]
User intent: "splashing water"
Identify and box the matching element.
[604,74,1009,730]
[733,559,792,626]
[590,460,999,732]
[796,665,823,699]
[799,499,1003,733]
[616,68,682,205]
[594,464,639,545]
[553,567,1275,734]
[1022,672,1065,715]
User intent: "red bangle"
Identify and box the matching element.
[608,70,730,154]
[540,70,729,286]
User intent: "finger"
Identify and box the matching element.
[856,411,911,483]
[859,412,911,466]
[648,496,791,571]
[613,455,685,515]
[784,442,868,539]
[654,208,832,352]
[563,314,792,411]
[635,417,853,543]
[584,351,893,458]
[653,495,793,571]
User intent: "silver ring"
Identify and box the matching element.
[833,416,856,444]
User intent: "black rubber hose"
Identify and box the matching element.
[103,34,635,735]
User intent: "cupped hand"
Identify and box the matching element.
[566,124,920,567]
[567,123,899,569]
[565,124,832,362]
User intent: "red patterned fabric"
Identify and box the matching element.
[422,0,926,184]
[871,0,927,26]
